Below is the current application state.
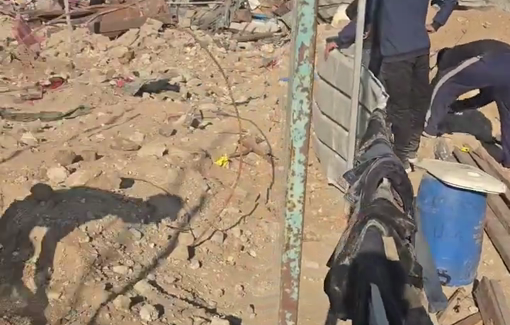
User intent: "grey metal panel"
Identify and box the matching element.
[312,47,387,192]
[311,131,348,191]
[316,47,384,111]
[314,78,373,133]
[312,101,349,159]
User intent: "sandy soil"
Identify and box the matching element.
[0,5,509,325]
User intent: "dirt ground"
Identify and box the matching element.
[0,5,509,325]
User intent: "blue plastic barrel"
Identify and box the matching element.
[415,173,487,287]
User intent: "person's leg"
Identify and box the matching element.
[408,54,432,162]
[369,48,383,77]
[379,59,414,168]
[425,56,484,136]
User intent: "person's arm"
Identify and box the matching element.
[430,0,456,31]
[329,0,376,48]
[335,20,357,48]
[450,88,494,111]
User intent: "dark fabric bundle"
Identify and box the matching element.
[323,109,447,325]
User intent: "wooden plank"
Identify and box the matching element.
[473,147,510,198]
[485,207,510,272]
[437,288,466,324]
[452,148,510,272]
[474,277,510,325]
[451,312,482,325]
[453,149,510,234]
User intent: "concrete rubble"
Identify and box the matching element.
[0,4,287,324]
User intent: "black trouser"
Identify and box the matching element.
[379,54,431,163]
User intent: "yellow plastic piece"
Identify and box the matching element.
[214,154,230,168]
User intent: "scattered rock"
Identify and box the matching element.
[65,170,101,187]
[186,78,202,87]
[139,303,160,322]
[115,28,140,47]
[0,134,19,148]
[209,317,230,325]
[159,125,177,137]
[20,132,38,146]
[133,279,155,296]
[261,43,274,53]
[113,295,132,311]
[189,259,201,270]
[137,142,167,158]
[46,289,62,301]
[210,231,226,245]
[140,18,163,36]
[178,232,195,246]
[47,166,70,183]
[213,288,224,298]
[230,227,242,238]
[128,131,145,144]
[81,150,99,162]
[169,245,190,260]
[110,137,141,151]
[54,149,78,166]
[129,228,143,240]
[108,46,135,64]
[112,265,131,275]
[234,284,245,297]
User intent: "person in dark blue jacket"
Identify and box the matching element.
[424,52,510,167]
[432,39,510,85]
[325,0,456,171]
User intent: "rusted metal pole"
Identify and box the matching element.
[346,0,367,169]
[278,0,318,322]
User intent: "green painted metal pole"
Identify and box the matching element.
[278,0,318,323]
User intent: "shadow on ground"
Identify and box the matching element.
[0,181,242,325]
[442,109,494,143]
[0,183,187,324]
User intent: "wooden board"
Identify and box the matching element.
[453,148,510,272]
[474,277,510,325]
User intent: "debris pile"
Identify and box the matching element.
[0,2,285,324]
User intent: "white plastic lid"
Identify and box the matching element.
[414,158,507,194]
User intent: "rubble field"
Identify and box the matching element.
[0,4,510,325]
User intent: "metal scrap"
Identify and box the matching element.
[87,0,174,37]
[0,105,92,122]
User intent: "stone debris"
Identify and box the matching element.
[112,265,131,275]
[65,169,101,187]
[137,142,167,158]
[189,259,201,270]
[139,303,160,322]
[110,137,141,151]
[0,10,295,325]
[209,317,230,325]
[20,132,38,146]
[53,149,78,166]
[113,295,132,311]
[46,166,70,183]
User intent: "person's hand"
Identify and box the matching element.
[363,24,371,39]
[426,24,437,33]
[325,42,339,61]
